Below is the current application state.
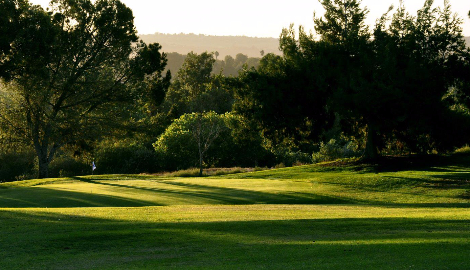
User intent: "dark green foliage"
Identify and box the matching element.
[48,155,90,178]
[95,142,160,174]
[154,112,268,171]
[234,37,335,149]
[271,147,312,167]
[0,0,169,178]
[162,52,234,119]
[364,1,470,155]
[312,138,360,163]
[0,150,35,182]
[236,0,470,161]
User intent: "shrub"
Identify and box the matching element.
[0,150,36,182]
[95,141,160,174]
[271,146,312,167]
[454,145,470,155]
[154,112,273,171]
[49,155,90,177]
[312,138,359,163]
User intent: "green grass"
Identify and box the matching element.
[1,156,469,269]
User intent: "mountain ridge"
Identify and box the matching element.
[139,33,281,58]
[140,33,470,58]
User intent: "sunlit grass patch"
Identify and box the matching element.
[1,205,469,270]
[1,157,470,269]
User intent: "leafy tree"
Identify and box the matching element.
[234,32,335,153]
[367,0,470,155]
[162,52,233,118]
[153,112,230,174]
[222,55,237,76]
[312,0,378,158]
[0,0,168,178]
[235,0,470,160]
[308,0,470,158]
[153,112,268,172]
[190,112,227,176]
[173,51,215,98]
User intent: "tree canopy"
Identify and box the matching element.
[0,0,169,178]
[235,0,470,159]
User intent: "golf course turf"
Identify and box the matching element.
[1,157,469,269]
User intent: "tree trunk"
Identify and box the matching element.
[37,150,50,179]
[363,124,379,161]
[35,143,59,179]
[199,151,203,177]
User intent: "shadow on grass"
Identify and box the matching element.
[0,186,156,208]
[1,209,469,270]
[73,176,353,206]
[0,176,355,208]
[2,173,468,208]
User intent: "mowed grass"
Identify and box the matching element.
[1,156,469,269]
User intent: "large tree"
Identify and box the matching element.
[0,0,168,178]
[162,51,233,118]
[314,0,470,158]
[235,0,470,160]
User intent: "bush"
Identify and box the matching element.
[312,138,359,163]
[154,112,273,171]
[454,145,470,155]
[49,155,90,177]
[271,147,312,167]
[95,141,160,174]
[154,112,232,171]
[0,150,36,182]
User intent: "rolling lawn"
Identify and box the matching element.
[1,158,469,269]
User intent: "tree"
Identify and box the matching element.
[153,112,230,175]
[312,0,470,158]
[214,51,219,60]
[0,0,168,178]
[235,0,470,161]
[162,52,233,118]
[173,51,215,98]
[367,0,470,154]
[234,30,335,153]
[313,0,378,158]
[190,112,226,176]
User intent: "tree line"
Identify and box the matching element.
[139,32,280,59]
[1,0,470,180]
[165,52,261,78]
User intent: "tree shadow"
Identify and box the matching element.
[1,210,469,270]
[0,186,159,208]
[73,176,353,206]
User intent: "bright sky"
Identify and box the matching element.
[30,0,470,38]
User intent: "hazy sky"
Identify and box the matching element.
[30,0,470,37]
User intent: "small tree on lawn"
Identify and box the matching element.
[153,112,229,174]
[190,112,226,176]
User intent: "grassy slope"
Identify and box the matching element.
[1,156,469,269]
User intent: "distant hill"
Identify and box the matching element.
[139,33,281,58]
[140,33,470,62]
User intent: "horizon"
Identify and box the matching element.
[29,0,470,39]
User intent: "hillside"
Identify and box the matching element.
[140,33,281,58]
[141,34,470,58]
